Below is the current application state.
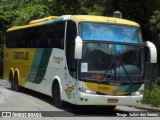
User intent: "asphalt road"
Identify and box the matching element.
[0,79,159,120]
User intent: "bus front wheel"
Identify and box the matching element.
[106,105,116,110]
[52,83,64,108]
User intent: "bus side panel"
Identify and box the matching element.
[26,48,52,84]
[3,48,36,87]
[40,48,77,104]
[41,48,67,96]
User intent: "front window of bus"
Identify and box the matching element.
[79,22,144,83]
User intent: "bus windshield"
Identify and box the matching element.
[80,23,142,44]
[80,43,144,83]
[80,23,144,83]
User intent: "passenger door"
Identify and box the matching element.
[64,20,77,104]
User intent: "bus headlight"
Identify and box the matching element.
[131,90,144,96]
[79,88,97,94]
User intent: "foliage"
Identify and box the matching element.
[143,89,151,104]
[0,0,50,26]
[77,0,107,15]
[12,4,50,25]
[110,0,160,41]
[150,10,160,63]
[0,0,18,30]
[150,10,160,40]
[143,80,160,107]
[46,0,109,15]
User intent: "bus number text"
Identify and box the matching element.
[98,86,109,91]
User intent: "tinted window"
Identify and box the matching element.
[80,23,142,44]
[45,22,65,49]
[6,21,65,49]
[6,30,26,48]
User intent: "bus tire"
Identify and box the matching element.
[9,72,15,90]
[106,105,116,110]
[52,83,64,108]
[14,73,21,92]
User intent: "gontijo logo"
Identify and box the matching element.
[14,52,29,60]
[53,56,63,64]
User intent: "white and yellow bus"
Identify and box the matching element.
[3,15,157,109]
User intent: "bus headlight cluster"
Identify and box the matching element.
[131,90,144,96]
[79,88,97,94]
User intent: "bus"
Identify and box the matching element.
[3,15,157,109]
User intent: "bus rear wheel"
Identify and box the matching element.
[14,74,20,92]
[52,83,64,108]
[10,74,15,90]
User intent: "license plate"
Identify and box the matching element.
[107,99,118,103]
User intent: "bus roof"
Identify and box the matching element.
[7,15,140,31]
[70,15,139,26]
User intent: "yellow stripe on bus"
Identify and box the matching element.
[84,82,128,95]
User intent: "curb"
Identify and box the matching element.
[135,105,160,112]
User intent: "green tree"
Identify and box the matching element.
[109,0,159,41]
[0,0,19,30]
[0,0,50,26]
[12,3,50,25]
[150,10,160,40]
[150,9,160,63]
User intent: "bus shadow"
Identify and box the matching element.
[7,87,54,105]
[61,104,128,117]
[6,87,129,116]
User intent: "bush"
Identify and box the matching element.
[149,84,160,107]
[143,80,160,107]
[143,89,151,104]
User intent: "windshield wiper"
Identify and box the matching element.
[100,50,133,83]
[118,51,133,83]
[121,63,133,83]
[99,51,115,83]
[100,64,113,81]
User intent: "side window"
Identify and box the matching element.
[6,22,65,48]
[66,20,77,78]
[16,30,24,48]
[55,22,65,49]
[45,22,65,49]
[28,28,36,48]
[20,30,27,48]
[6,29,29,48]
[6,30,23,48]
[6,32,12,48]
[27,27,44,48]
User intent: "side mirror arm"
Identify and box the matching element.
[74,36,83,59]
[143,41,157,63]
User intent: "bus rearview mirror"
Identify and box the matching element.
[74,36,83,59]
[143,41,157,63]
